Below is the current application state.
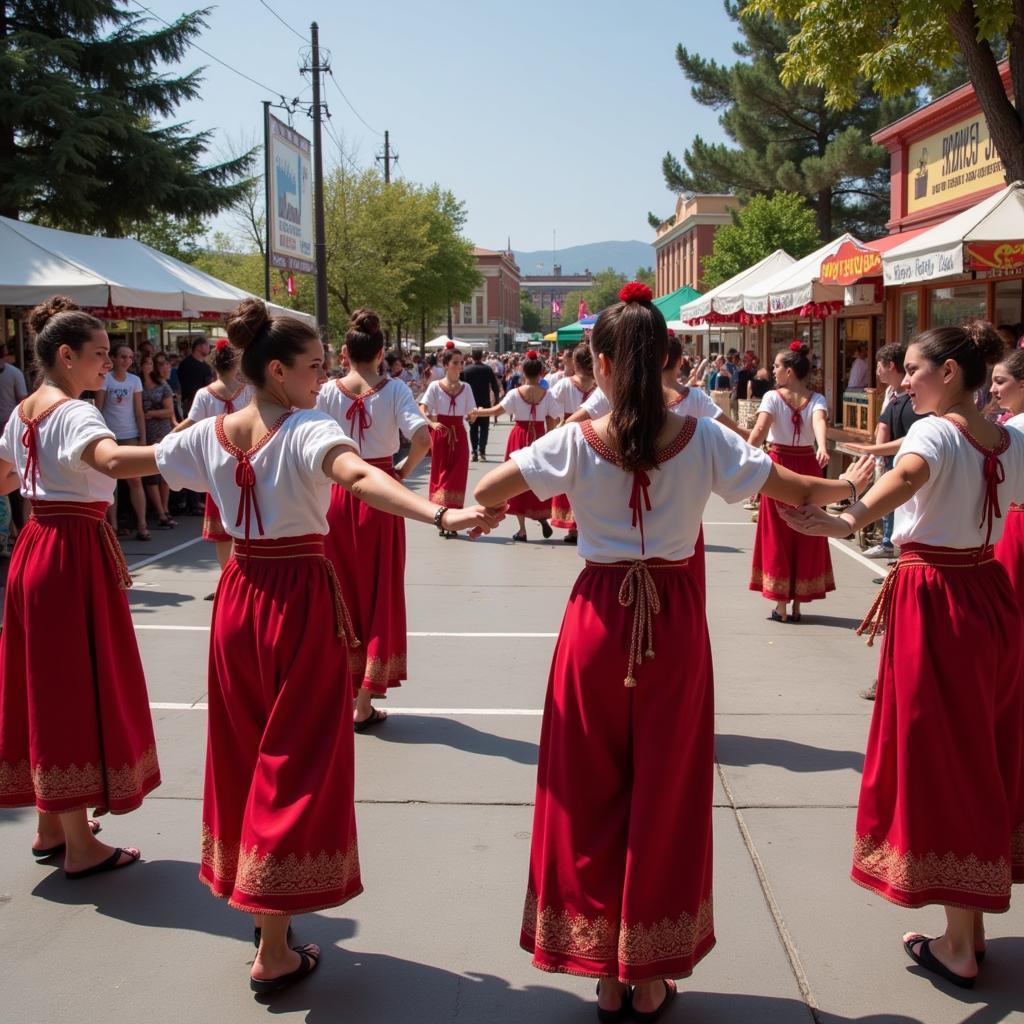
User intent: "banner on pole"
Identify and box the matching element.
[266,111,315,275]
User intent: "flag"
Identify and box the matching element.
[286,275,296,297]
[551,299,562,317]
[578,299,589,319]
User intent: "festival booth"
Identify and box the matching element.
[554,314,599,347]
[0,216,313,364]
[425,335,473,353]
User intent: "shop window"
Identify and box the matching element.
[900,292,920,343]
[994,279,1023,331]
[463,303,473,324]
[929,283,987,328]
[839,317,872,393]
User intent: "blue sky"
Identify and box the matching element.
[136,0,739,251]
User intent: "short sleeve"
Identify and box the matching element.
[582,388,611,419]
[499,390,517,414]
[705,419,772,503]
[56,402,115,469]
[394,383,428,438]
[0,414,15,463]
[757,391,778,418]
[187,389,208,421]
[291,412,357,476]
[421,382,438,416]
[510,423,578,500]
[154,423,213,491]
[809,393,828,417]
[131,375,143,394]
[880,397,897,433]
[691,388,722,420]
[895,417,947,475]
[542,392,561,419]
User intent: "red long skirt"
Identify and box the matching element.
[852,544,1024,911]
[506,420,551,520]
[202,494,231,543]
[691,525,706,596]
[0,500,159,814]
[428,414,469,508]
[550,492,575,530]
[995,504,1024,608]
[326,457,407,696]
[750,444,834,602]
[200,535,363,915]
[522,559,716,982]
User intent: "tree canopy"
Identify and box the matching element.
[747,0,1024,183]
[659,0,915,239]
[0,1,254,231]
[701,192,820,289]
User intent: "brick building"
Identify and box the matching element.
[653,194,738,295]
[520,265,594,328]
[450,247,522,351]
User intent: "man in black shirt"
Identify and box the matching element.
[177,335,214,416]
[462,348,502,461]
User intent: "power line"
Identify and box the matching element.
[257,0,307,43]
[130,2,296,106]
[327,68,383,136]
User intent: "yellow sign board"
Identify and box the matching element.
[907,110,1006,215]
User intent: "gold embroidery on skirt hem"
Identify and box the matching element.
[749,568,835,598]
[347,650,407,684]
[428,487,465,506]
[198,871,364,915]
[852,834,1012,899]
[0,746,160,803]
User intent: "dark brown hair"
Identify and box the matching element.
[442,347,463,367]
[28,296,103,371]
[224,297,318,387]
[213,340,237,374]
[913,320,1004,392]
[778,343,811,380]
[876,343,906,373]
[590,295,667,473]
[996,347,1024,381]
[572,342,593,376]
[346,307,384,363]
[666,335,683,368]
[521,354,544,379]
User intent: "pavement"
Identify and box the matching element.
[1,419,1022,1024]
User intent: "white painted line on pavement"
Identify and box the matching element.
[136,624,210,631]
[127,537,204,572]
[134,624,558,638]
[702,521,755,526]
[150,702,543,715]
[828,538,886,574]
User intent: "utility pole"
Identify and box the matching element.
[376,130,397,184]
[307,22,329,343]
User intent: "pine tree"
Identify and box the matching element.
[0,2,254,232]
[660,1,915,239]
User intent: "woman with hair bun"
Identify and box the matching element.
[746,341,833,622]
[174,338,253,579]
[990,349,1024,604]
[782,320,1024,991]
[470,349,560,541]
[0,296,161,879]
[476,282,872,1018]
[548,342,596,543]
[318,307,432,729]
[419,343,475,536]
[155,298,501,993]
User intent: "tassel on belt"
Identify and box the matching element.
[857,542,994,647]
[585,558,688,686]
[31,499,132,590]
[232,535,360,647]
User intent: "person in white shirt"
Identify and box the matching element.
[475,281,871,1019]
[990,348,1024,603]
[847,343,870,390]
[782,321,1024,993]
[548,342,596,542]
[96,344,149,540]
[155,297,501,994]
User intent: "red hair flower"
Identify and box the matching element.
[215,338,229,350]
[619,281,653,304]
[789,340,803,352]
[526,349,539,359]
[445,340,455,349]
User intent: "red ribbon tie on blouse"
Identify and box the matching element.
[791,408,803,445]
[629,470,652,556]
[345,396,372,445]
[21,421,40,497]
[234,456,265,541]
[979,449,1005,551]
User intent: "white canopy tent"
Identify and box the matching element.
[678,248,795,324]
[0,216,314,324]
[740,235,856,316]
[882,180,1024,285]
[424,336,473,352]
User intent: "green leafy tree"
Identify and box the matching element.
[520,291,544,333]
[0,2,254,231]
[748,0,1024,184]
[129,212,206,262]
[701,192,820,289]
[660,1,914,239]
[635,266,656,289]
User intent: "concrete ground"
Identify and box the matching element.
[1,420,1022,1024]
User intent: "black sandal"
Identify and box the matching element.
[33,818,101,858]
[632,980,677,1022]
[903,935,976,989]
[135,530,151,542]
[354,707,387,733]
[769,609,788,623]
[595,981,631,1023]
[250,944,320,994]
[64,846,140,880]
[512,532,528,542]
[541,520,553,539]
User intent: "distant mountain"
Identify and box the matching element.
[509,240,654,277]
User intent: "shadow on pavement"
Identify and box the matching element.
[683,992,926,1024]
[366,715,538,766]
[792,614,870,630]
[705,543,742,554]
[127,589,195,612]
[715,734,864,773]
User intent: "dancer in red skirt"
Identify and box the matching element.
[747,342,833,622]
[548,342,595,543]
[990,349,1024,599]
[470,349,560,542]
[174,339,253,574]
[782,321,1024,990]
[317,308,431,730]
[476,282,872,1019]
[420,344,475,536]
[156,298,501,993]
[0,296,160,879]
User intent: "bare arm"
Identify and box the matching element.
[545,415,559,431]
[395,424,432,480]
[133,391,146,443]
[172,417,194,433]
[0,457,18,494]
[475,459,530,505]
[715,412,748,440]
[565,406,591,426]
[812,409,830,468]
[759,454,874,508]
[746,410,772,449]
[82,437,159,479]
[469,403,503,420]
[95,389,107,412]
[146,394,175,421]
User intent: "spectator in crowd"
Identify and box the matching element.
[0,341,28,529]
[96,343,150,540]
[462,348,502,461]
[138,352,177,529]
[428,354,444,380]
[735,351,759,399]
[750,366,772,399]
[724,349,740,388]
[174,335,213,514]
[847,343,870,390]
[705,355,727,390]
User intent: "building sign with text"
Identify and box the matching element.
[266,111,315,276]
[907,110,1006,216]
[819,241,882,286]
[966,241,1024,272]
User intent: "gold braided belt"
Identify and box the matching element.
[232,534,360,647]
[857,542,995,647]
[585,559,689,687]
[31,499,132,589]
